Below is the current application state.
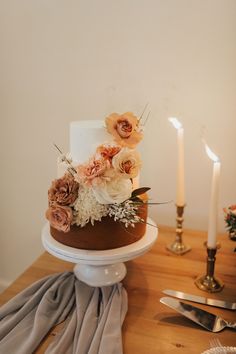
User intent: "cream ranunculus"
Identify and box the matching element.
[112,147,141,179]
[92,177,132,204]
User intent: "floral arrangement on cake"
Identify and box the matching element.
[223,204,236,241]
[46,112,150,233]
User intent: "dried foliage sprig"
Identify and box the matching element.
[108,200,143,228]
[53,143,77,175]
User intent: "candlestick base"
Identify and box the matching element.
[167,241,191,255]
[167,204,191,255]
[195,275,224,293]
[195,243,224,293]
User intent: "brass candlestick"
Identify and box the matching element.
[195,243,224,292]
[167,205,191,255]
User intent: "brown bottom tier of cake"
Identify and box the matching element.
[50,201,147,250]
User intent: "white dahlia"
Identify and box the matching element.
[73,185,108,227]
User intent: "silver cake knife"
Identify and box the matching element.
[160,297,236,332]
[162,289,236,310]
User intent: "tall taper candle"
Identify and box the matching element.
[177,127,185,206]
[169,118,185,206]
[205,144,221,248]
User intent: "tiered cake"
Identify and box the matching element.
[46,112,148,250]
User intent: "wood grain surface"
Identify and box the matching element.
[1,225,236,353]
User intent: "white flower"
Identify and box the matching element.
[112,147,141,179]
[73,185,108,226]
[92,177,132,204]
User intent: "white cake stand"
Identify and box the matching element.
[42,218,158,287]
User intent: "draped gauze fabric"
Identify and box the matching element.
[0,272,128,354]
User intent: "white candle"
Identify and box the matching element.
[205,144,221,248]
[169,117,185,206]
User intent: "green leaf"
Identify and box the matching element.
[131,187,150,198]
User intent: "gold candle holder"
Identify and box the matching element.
[167,205,191,255]
[195,243,224,293]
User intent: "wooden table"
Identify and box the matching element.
[1,225,236,353]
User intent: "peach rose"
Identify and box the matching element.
[105,112,143,148]
[46,205,73,232]
[76,158,112,186]
[112,148,141,179]
[48,173,79,206]
[96,144,121,161]
[230,205,236,215]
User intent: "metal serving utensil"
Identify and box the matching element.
[160,297,236,332]
[162,289,236,310]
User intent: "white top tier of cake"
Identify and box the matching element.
[70,120,114,164]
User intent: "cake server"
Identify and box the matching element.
[162,289,236,310]
[160,297,236,332]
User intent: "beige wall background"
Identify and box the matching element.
[0,0,236,289]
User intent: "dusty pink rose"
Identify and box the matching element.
[96,144,121,161]
[77,158,112,186]
[48,173,79,206]
[105,112,143,148]
[46,205,73,232]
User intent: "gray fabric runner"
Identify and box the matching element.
[0,272,128,354]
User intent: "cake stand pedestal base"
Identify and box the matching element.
[74,263,127,287]
[42,218,158,287]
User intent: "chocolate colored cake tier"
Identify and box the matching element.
[50,198,147,250]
